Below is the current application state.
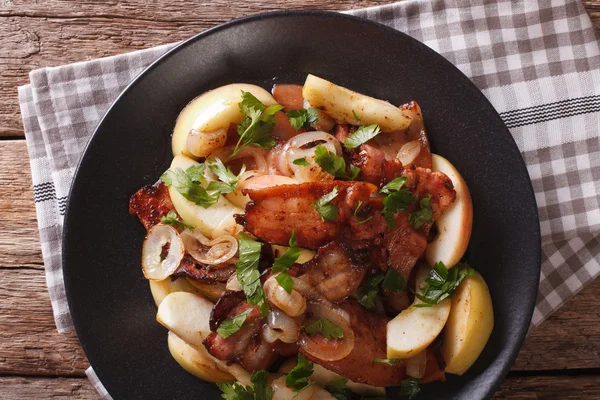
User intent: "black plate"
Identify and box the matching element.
[63,10,541,400]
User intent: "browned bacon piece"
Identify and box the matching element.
[128,182,174,230]
[291,242,367,303]
[241,181,386,250]
[172,255,234,283]
[301,300,405,387]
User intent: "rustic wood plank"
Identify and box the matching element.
[0,377,98,399]
[2,0,600,137]
[0,268,89,376]
[0,140,43,269]
[1,374,600,399]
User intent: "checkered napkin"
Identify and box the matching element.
[18,0,600,398]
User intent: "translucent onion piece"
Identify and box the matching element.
[263,309,300,344]
[187,128,228,158]
[272,376,316,400]
[181,230,238,266]
[142,224,184,281]
[299,301,355,362]
[396,140,421,166]
[406,350,427,379]
[264,276,307,317]
[284,131,341,182]
[209,146,269,175]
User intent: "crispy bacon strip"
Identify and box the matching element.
[241,181,386,250]
[129,182,174,230]
[301,300,405,387]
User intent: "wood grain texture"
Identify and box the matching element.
[0,268,89,376]
[2,374,600,400]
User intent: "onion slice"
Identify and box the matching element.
[283,131,341,182]
[208,146,269,175]
[181,230,238,266]
[142,224,184,281]
[299,301,355,362]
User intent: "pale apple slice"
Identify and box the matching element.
[168,331,234,383]
[425,154,473,269]
[225,174,299,209]
[156,292,213,348]
[149,277,205,307]
[442,271,494,375]
[172,84,277,158]
[387,265,451,359]
[302,74,411,133]
[168,155,242,239]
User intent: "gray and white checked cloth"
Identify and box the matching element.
[18,0,600,398]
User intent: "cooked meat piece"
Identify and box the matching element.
[273,84,305,110]
[129,182,174,230]
[383,213,428,281]
[172,255,234,283]
[292,242,367,303]
[241,181,383,250]
[351,101,433,186]
[301,300,405,387]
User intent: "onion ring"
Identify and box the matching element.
[142,224,184,281]
[181,230,238,266]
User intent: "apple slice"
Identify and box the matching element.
[172,84,277,158]
[168,331,234,383]
[149,277,205,307]
[302,74,411,132]
[442,272,494,375]
[425,154,473,269]
[168,155,242,239]
[387,265,451,359]
[156,292,213,348]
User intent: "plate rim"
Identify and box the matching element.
[62,9,542,399]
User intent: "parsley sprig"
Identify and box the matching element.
[217,370,273,400]
[344,124,381,149]
[379,176,417,228]
[293,157,310,166]
[160,165,221,208]
[233,91,284,157]
[286,353,314,393]
[311,187,339,221]
[325,378,387,400]
[353,200,373,225]
[313,145,360,180]
[304,318,344,339]
[287,108,319,130]
[399,378,421,399]
[414,262,474,308]
[354,269,406,311]
[409,195,433,230]
[216,309,253,339]
[206,157,246,194]
[272,230,301,294]
[160,210,194,230]
[236,233,269,316]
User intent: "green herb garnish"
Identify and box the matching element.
[409,195,433,230]
[399,378,421,399]
[217,370,273,400]
[160,210,194,230]
[286,353,314,392]
[382,268,406,292]
[293,157,310,166]
[233,91,284,157]
[344,124,381,149]
[353,200,373,225]
[216,309,253,339]
[379,176,417,228]
[236,233,269,316]
[311,187,339,221]
[352,109,361,122]
[414,262,474,308]
[160,165,220,208]
[272,231,301,294]
[353,270,385,311]
[206,157,246,194]
[304,318,344,339]
[287,108,319,130]
[372,358,404,365]
[313,145,360,180]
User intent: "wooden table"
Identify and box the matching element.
[1,1,600,398]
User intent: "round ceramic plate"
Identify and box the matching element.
[63,10,541,400]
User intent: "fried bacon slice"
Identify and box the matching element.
[291,242,367,303]
[128,182,174,230]
[301,300,405,387]
[240,181,386,250]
